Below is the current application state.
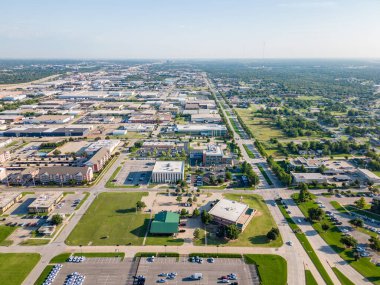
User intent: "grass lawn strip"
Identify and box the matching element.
[293,194,380,285]
[34,265,54,285]
[332,267,355,285]
[257,165,273,185]
[0,253,41,285]
[66,192,149,246]
[305,270,318,285]
[0,225,16,246]
[244,254,287,285]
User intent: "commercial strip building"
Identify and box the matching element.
[0,192,22,214]
[149,211,180,234]
[1,126,91,137]
[208,199,255,232]
[175,124,227,137]
[28,192,64,213]
[151,161,184,183]
[139,141,186,156]
[357,168,380,184]
[291,172,328,184]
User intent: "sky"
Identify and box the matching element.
[1,0,380,59]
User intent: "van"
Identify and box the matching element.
[190,273,203,280]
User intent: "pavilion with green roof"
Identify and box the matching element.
[149,211,180,235]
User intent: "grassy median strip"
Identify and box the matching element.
[75,192,90,210]
[50,253,71,263]
[73,252,125,258]
[34,265,54,285]
[105,166,122,188]
[244,254,287,285]
[332,267,355,285]
[330,201,349,214]
[276,200,334,285]
[257,165,273,185]
[243,144,255,159]
[293,194,380,285]
[305,270,318,285]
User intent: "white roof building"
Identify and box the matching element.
[151,161,184,183]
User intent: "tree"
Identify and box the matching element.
[176,195,182,203]
[298,183,311,202]
[51,214,63,225]
[136,201,146,211]
[187,197,193,204]
[193,208,200,217]
[321,223,330,232]
[354,197,367,209]
[340,236,358,248]
[308,207,323,221]
[369,236,380,252]
[201,210,213,224]
[349,218,364,228]
[180,208,188,217]
[53,149,61,156]
[225,171,232,181]
[225,224,240,240]
[266,227,280,241]
[193,228,201,239]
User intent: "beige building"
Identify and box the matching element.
[0,192,23,214]
[28,192,63,213]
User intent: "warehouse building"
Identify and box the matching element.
[151,161,184,183]
[292,172,328,185]
[208,199,255,232]
[28,192,63,213]
[149,211,180,234]
[357,168,380,184]
[0,192,22,214]
[1,126,90,137]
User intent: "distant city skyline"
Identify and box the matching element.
[1,0,380,59]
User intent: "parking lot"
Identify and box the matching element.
[116,159,155,185]
[137,257,258,285]
[49,258,135,285]
[53,193,85,214]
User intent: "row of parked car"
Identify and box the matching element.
[219,273,238,284]
[66,256,86,263]
[64,272,85,285]
[326,211,343,225]
[189,256,215,264]
[157,272,177,283]
[42,264,62,285]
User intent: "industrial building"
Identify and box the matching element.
[1,126,90,137]
[0,192,22,214]
[291,172,328,184]
[208,199,255,232]
[28,192,64,213]
[151,161,184,183]
[357,168,380,184]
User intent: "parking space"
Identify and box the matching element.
[49,258,135,285]
[53,193,85,214]
[136,257,258,285]
[116,159,155,185]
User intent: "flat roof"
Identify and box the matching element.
[209,198,248,223]
[152,161,184,174]
[28,192,63,209]
[358,168,380,179]
[176,124,227,131]
[0,192,22,209]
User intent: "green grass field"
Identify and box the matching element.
[332,267,355,285]
[195,194,283,247]
[34,265,54,285]
[66,192,149,246]
[50,253,71,263]
[0,253,40,285]
[244,254,287,285]
[305,270,318,285]
[145,234,184,246]
[0,225,16,246]
[294,194,380,284]
[20,239,50,246]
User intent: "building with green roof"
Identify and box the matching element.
[149,211,180,234]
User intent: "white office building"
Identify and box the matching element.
[151,161,184,183]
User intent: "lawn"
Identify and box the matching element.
[50,253,71,263]
[244,254,287,285]
[293,194,380,285]
[332,267,355,285]
[105,166,122,188]
[34,265,54,285]
[145,234,184,246]
[0,253,40,285]
[73,252,125,258]
[0,225,16,246]
[66,192,149,246]
[195,194,283,247]
[20,239,50,246]
[305,270,318,285]
[243,144,255,158]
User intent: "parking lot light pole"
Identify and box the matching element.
[80,245,82,257]
[164,244,167,257]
